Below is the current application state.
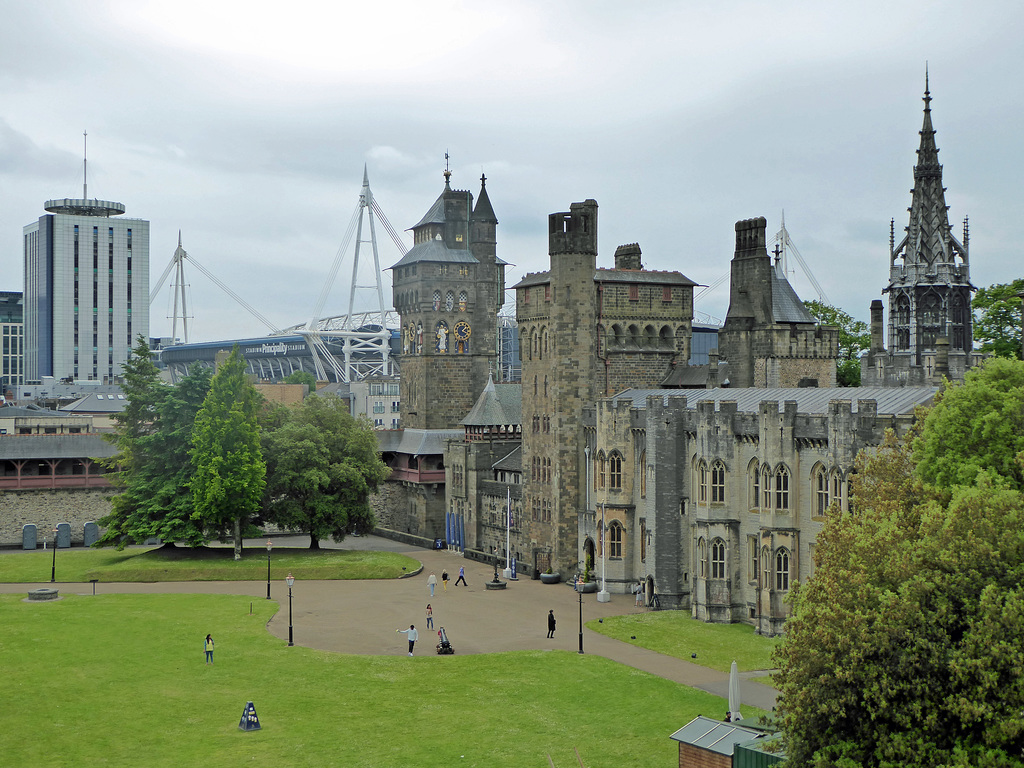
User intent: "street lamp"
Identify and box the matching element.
[265,540,273,600]
[50,527,58,583]
[286,573,295,647]
[578,588,584,654]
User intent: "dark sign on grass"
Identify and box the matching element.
[238,701,261,731]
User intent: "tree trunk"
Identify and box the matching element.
[233,517,242,560]
[309,535,320,550]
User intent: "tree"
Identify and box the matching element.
[972,279,1024,360]
[262,395,389,549]
[773,369,1024,767]
[803,300,870,387]
[914,357,1024,492]
[190,347,266,559]
[284,370,318,392]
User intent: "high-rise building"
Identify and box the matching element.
[0,291,24,392]
[23,195,149,383]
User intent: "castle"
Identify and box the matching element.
[381,80,969,634]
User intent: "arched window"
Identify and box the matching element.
[612,324,624,348]
[761,466,772,509]
[608,521,623,558]
[761,545,771,587]
[749,461,760,509]
[445,291,455,311]
[711,538,726,579]
[458,290,467,311]
[711,460,726,503]
[831,471,844,512]
[697,537,707,578]
[542,328,549,356]
[628,324,640,347]
[639,450,647,498]
[775,548,790,590]
[609,452,623,489]
[814,465,829,515]
[775,466,790,510]
[432,290,441,310]
[660,325,673,348]
[644,325,657,347]
[597,451,606,489]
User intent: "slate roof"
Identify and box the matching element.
[61,393,128,414]
[492,445,522,472]
[771,268,816,324]
[462,377,522,426]
[0,434,115,460]
[669,716,768,755]
[389,238,480,269]
[609,386,937,415]
[376,428,463,456]
[660,363,733,388]
[513,267,697,289]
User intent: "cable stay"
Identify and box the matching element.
[773,212,830,305]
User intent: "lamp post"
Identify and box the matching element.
[286,573,295,646]
[50,527,57,583]
[265,540,273,600]
[578,588,584,654]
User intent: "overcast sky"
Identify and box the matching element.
[1,1,1020,344]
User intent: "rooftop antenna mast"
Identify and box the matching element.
[83,131,88,199]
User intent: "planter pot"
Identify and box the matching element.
[539,572,561,584]
[579,581,598,594]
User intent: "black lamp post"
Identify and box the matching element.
[265,539,273,600]
[286,573,295,646]
[578,588,584,654]
[50,527,58,583]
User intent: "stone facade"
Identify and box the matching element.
[583,386,935,635]
[514,201,696,575]
[0,488,115,546]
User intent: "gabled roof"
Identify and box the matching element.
[669,716,767,755]
[513,268,696,289]
[492,445,521,472]
[462,376,522,426]
[61,393,128,414]
[376,427,463,456]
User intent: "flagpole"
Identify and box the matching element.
[598,501,610,602]
[503,485,512,578]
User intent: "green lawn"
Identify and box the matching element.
[2,593,740,767]
[586,612,781,672]
[0,545,420,583]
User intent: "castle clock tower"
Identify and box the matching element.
[390,170,505,430]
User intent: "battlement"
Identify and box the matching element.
[549,200,598,256]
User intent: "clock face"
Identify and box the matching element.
[454,321,471,341]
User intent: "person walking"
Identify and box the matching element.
[425,604,434,630]
[547,610,556,638]
[441,569,450,592]
[204,634,215,664]
[455,566,467,587]
[396,625,419,656]
[427,572,437,597]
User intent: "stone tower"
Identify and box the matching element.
[516,200,696,575]
[863,75,976,386]
[717,217,838,388]
[390,171,505,429]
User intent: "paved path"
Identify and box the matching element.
[1,534,779,712]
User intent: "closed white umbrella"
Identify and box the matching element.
[728,660,742,722]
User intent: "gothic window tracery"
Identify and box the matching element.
[711,539,726,579]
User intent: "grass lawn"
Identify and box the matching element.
[586,612,781,672]
[0,545,420,583]
[2,593,741,767]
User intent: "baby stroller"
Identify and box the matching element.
[435,626,455,655]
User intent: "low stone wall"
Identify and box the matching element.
[0,488,115,547]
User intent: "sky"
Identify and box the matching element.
[1,1,1021,344]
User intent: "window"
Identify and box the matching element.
[748,537,758,581]
[761,546,771,587]
[597,451,606,489]
[749,461,760,509]
[815,466,829,515]
[608,521,623,558]
[696,460,708,504]
[639,450,647,498]
[831,471,843,512]
[697,538,707,578]
[433,290,441,310]
[775,549,790,590]
[775,466,790,510]
[640,519,647,562]
[711,539,726,579]
[445,291,455,311]
[711,461,726,503]
[609,452,622,489]
[662,286,672,302]
[761,466,772,509]
[628,284,639,301]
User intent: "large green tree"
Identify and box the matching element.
[972,279,1024,360]
[262,395,388,549]
[803,300,870,387]
[774,363,1024,767]
[189,347,266,559]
